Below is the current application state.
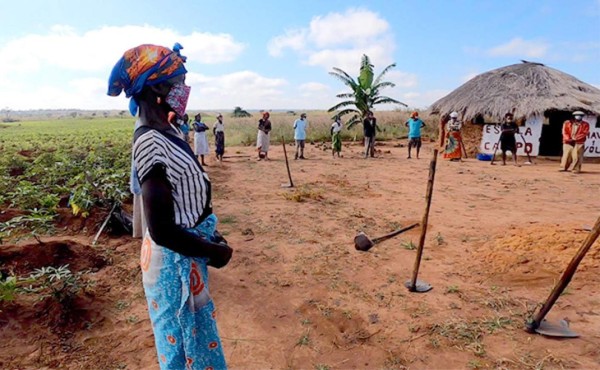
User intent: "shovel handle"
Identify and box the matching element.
[526,214,600,332]
[281,136,294,188]
[408,149,438,291]
[519,133,534,163]
[371,223,420,245]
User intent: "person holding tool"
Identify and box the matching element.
[500,112,519,166]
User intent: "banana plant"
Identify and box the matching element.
[328,54,407,128]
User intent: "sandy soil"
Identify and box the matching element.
[1,139,599,370]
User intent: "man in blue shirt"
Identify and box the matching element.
[405,111,426,159]
[293,113,308,159]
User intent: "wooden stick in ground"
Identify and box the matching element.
[408,149,438,291]
[459,137,468,158]
[92,202,118,246]
[526,214,600,332]
[519,133,534,164]
[281,136,294,188]
[490,135,502,165]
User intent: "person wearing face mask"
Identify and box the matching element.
[108,44,232,370]
[560,111,590,173]
[192,113,210,166]
[442,111,463,161]
[499,112,519,166]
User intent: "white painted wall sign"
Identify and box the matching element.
[480,115,543,156]
[480,115,600,157]
[583,115,600,157]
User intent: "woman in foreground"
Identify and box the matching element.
[108,44,232,370]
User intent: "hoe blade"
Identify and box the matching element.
[354,233,374,251]
[535,319,579,338]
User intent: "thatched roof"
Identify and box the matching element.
[430,61,600,121]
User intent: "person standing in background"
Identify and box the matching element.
[331,116,343,158]
[442,111,463,161]
[499,112,519,166]
[180,113,190,142]
[213,113,225,162]
[560,110,590,173]
[257,112,272,160]
[293,113,308,159]
[405,111,425,159]
[363,111,378,158]
[193,113,210,166]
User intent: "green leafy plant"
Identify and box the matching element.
[401,240,417,250]
[22,265,90,305]
[328,54,407,128]
[0,210,55,243]
[0,276,18,302]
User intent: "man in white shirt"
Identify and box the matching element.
[293,113,308,159]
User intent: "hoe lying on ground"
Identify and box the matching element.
[354,223,419,251]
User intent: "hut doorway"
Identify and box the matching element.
[539,111,571,156]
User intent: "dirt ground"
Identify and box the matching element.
[1,139,599,370]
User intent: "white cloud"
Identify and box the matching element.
[299,82,330,92]
[0,25,247,110]
[0,25,246,76]
[268,29,307,57]
[400,89,450,109]
[488,37,549,58]
[0,78,120,110]
[186,71,290,109]
[386,70,418,88]
[268,8,395,71]
[307,8,390,49]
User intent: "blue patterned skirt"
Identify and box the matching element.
[140,214,227,370]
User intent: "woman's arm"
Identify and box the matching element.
[141,165,232,267]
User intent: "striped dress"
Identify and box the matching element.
[133,126,227,370]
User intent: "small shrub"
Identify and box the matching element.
[401,240,417,250]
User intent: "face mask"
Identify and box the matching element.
[574,115,583,121]
[166,83,191,118]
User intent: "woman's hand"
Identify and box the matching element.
[208,242,233,268]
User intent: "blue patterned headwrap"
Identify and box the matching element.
[107,43,187,116]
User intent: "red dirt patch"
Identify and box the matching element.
[472,224,600,286]
[0,239,108,276]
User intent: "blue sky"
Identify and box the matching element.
[1,0,599,111]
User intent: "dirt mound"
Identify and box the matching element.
[297,299,372,350]
[0,238,115,368]
[471,224,600,284]
[0,239,108,276]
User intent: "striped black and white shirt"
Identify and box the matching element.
[133,126,212,228]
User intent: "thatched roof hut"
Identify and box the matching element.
[429,61,600,157]
[430,61,600,122]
